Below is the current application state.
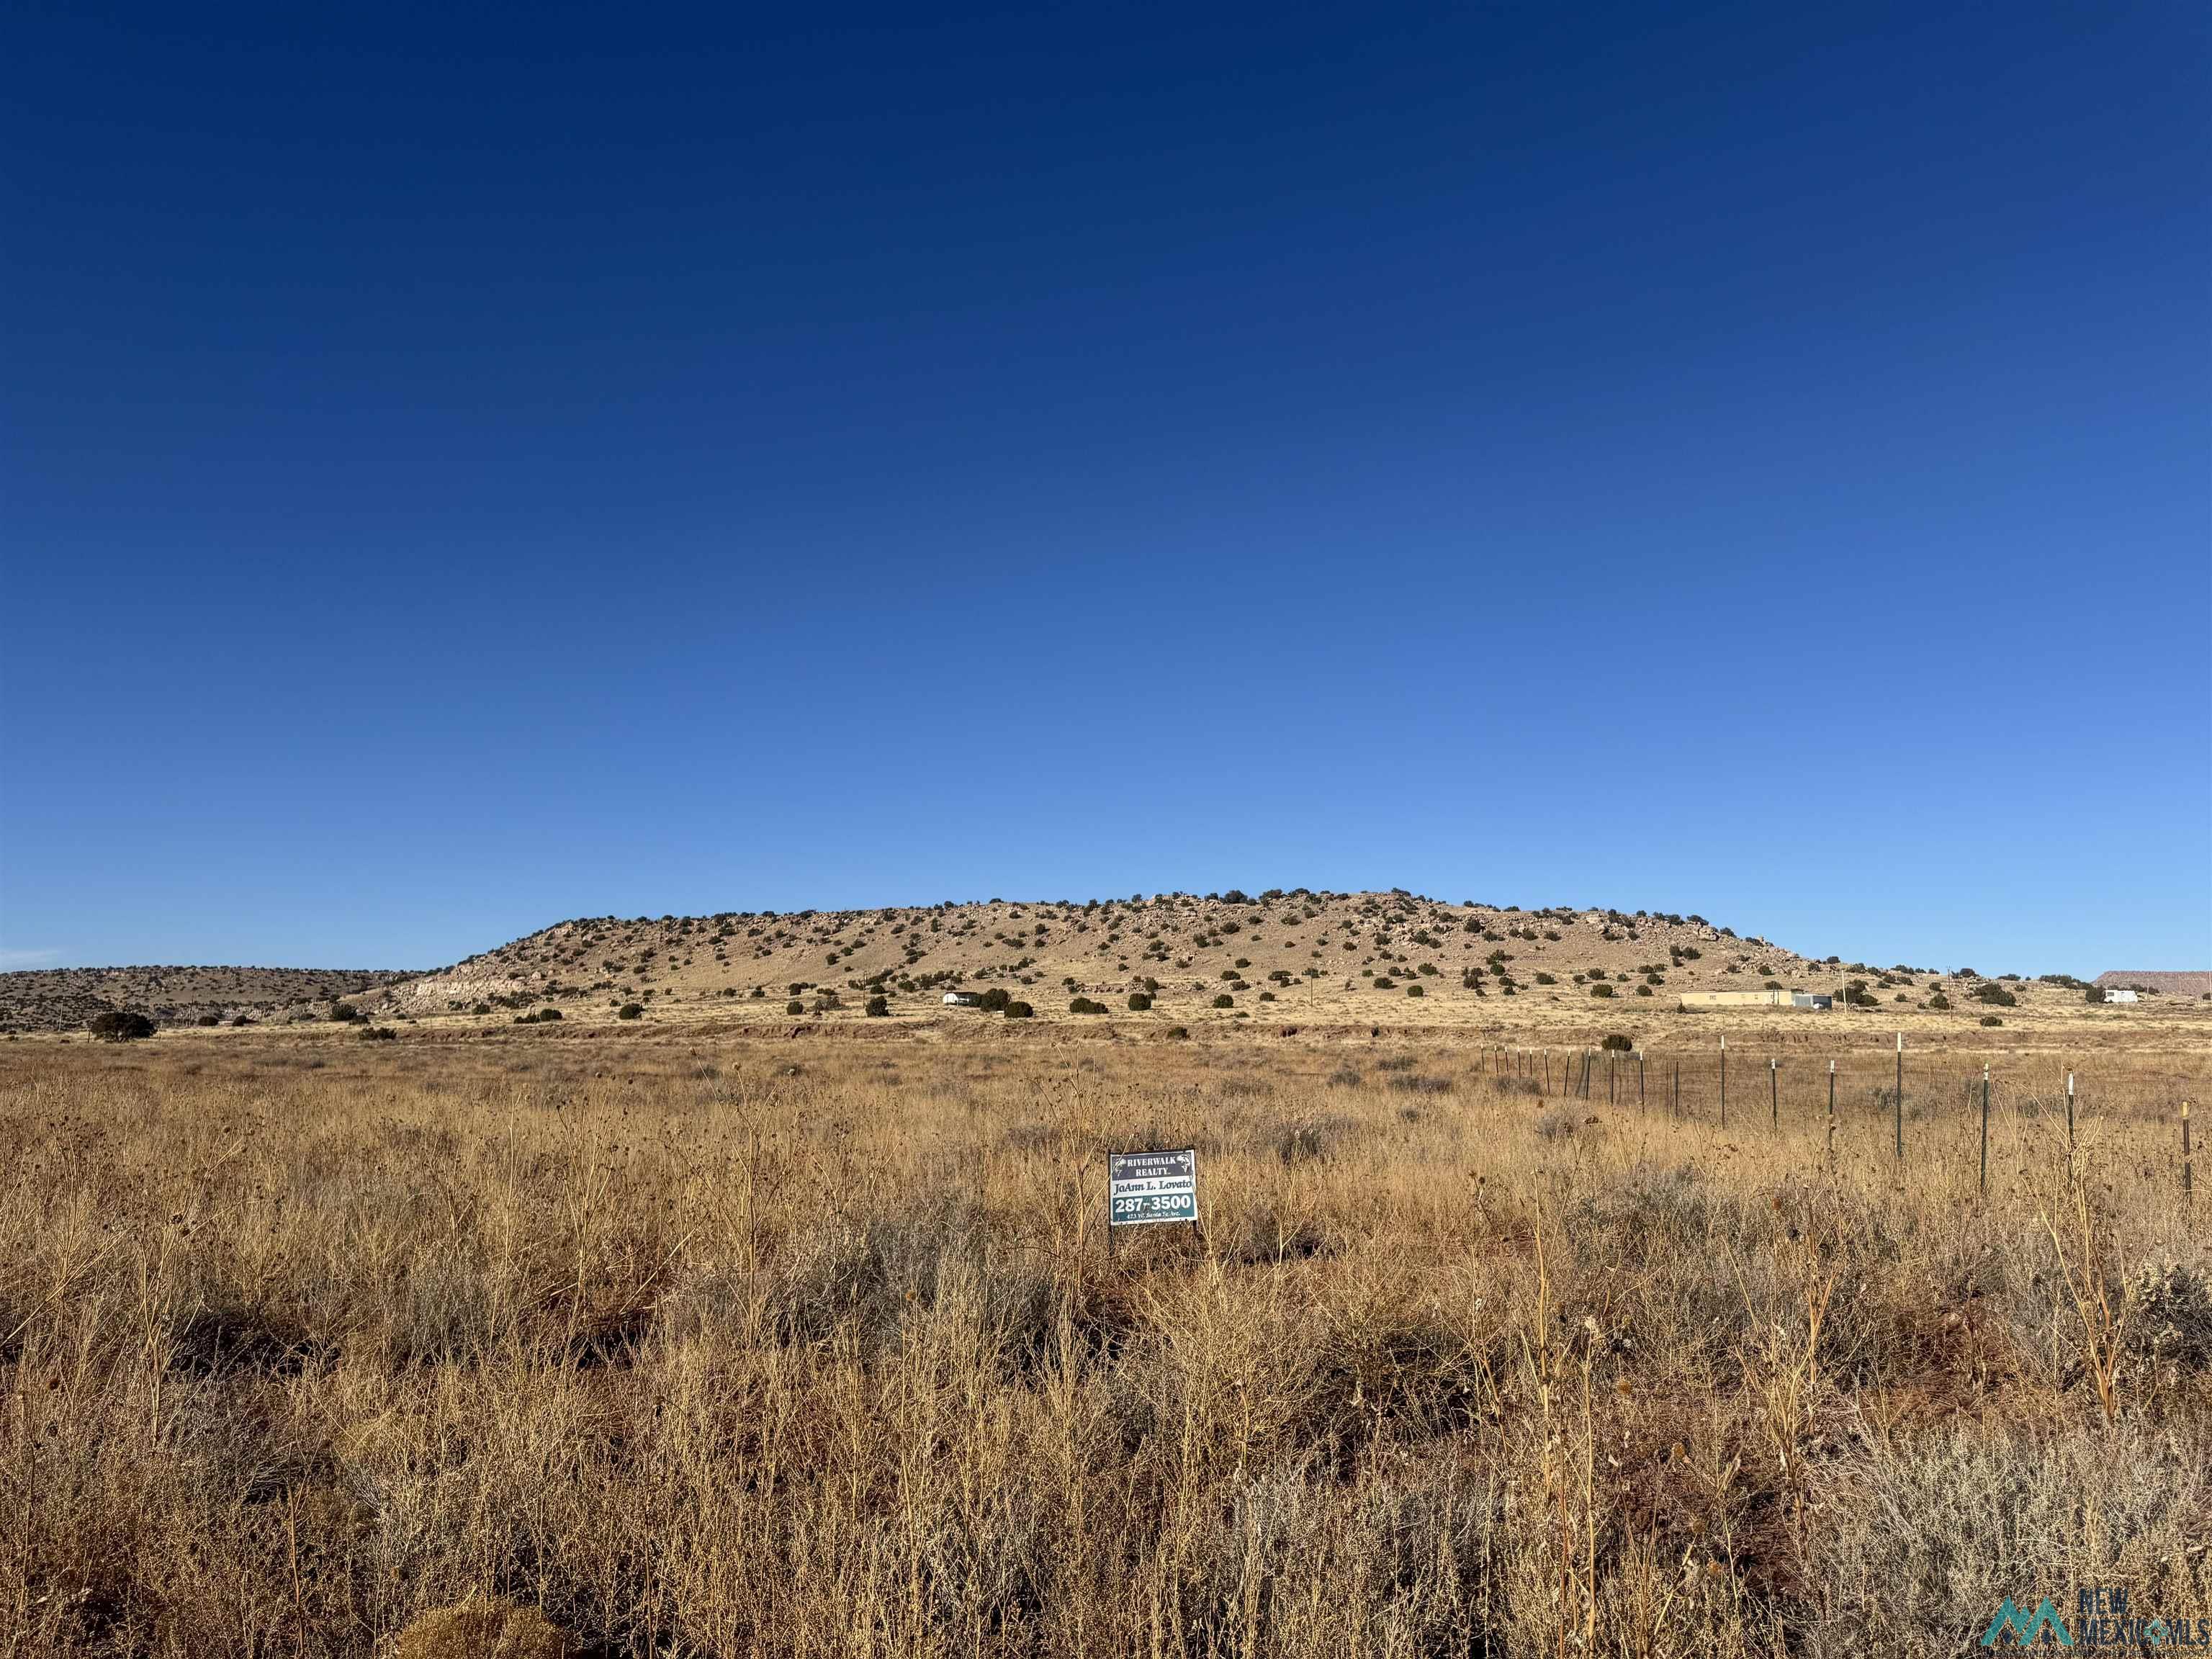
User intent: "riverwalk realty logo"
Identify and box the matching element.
[1981,1588,2211,1648]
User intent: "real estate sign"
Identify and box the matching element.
[1107,1148,1198,1227]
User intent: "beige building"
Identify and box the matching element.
[1678,989,1830,1011]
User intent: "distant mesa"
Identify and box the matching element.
[8,900,2204,1033]
[2093,971,2212,998]
[0,965,416,1035]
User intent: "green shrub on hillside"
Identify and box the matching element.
[89,1010,155,1043]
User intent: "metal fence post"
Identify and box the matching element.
[1719,1035,1727,1130]
[1825,1058,1835,1161]
[1769,1056,1778,1130]
[1979,1062,1990,1197]
[1894,1032,1904,1161]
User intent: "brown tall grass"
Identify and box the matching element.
[1,1030,2206,1656]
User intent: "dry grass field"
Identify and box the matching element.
[3,1015,2208,1657]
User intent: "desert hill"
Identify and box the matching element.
[0,965,417,1035]
[2095,970,2212,998]
[355,889,2146,1034]
[6,891,2188,1040]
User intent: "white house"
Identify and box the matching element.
[2103,987,2140,1004]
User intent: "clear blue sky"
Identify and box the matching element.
[3,1,2206,977]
